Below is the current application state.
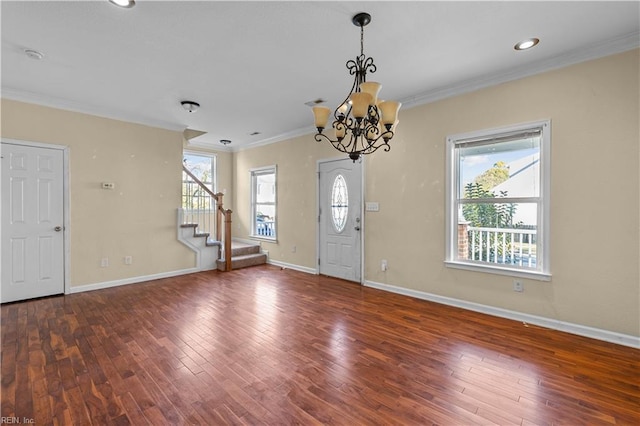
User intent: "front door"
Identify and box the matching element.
[1,142,65,303]
[318,158,362,282]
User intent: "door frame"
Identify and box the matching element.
[1,138,71,296]
[316,156,365,284]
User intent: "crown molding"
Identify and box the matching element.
[233,126,313,152]
[1,87,185,132]
[401,31,640,110]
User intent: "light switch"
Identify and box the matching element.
[365,202,380,212]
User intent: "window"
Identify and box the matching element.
[445,120,551,280]
[331,174,349,233]
[182,151,216,210]
[251,166,276,239]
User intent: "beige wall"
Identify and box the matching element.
[234,49,639,336]
[233,137,339,263]
[1,100,195,287]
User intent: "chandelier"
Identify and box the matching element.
[312,12,401,162]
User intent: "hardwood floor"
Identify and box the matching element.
[2,265,639,425]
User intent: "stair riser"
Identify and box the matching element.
[217,254,267,271]
[231,246,261,257]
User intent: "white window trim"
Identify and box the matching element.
[445,120,551,281]
[250,165,277,241]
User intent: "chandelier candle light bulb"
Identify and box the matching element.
[311,12,401,162]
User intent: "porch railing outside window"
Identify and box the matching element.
[255,218,275,237]
[463,225,537,268]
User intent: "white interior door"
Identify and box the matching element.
[319,158,362,282]
[1,142,65,303]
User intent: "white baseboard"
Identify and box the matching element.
[67,268,201,294]
[365,280,640,349]
[267,259,317,275]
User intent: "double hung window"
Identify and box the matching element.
[182,152,216,210]
[251,166,277,240]
[445,120,551,280]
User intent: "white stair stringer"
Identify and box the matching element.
[177,208,221,271]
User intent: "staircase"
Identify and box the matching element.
[217,241,267,271]
[178,223,221,271]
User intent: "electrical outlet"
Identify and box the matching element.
[513,280,524,292]
[101,258,109,267]
[124,256,133,265]
[381,259,388,271]
[291,245,297,253]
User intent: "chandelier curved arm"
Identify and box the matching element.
[314,126,395,161]
[346,54,377,79]
[314,132,350,154]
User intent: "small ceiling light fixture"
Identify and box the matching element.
[181,101,200,113]
[219,139,232,146]
[108,0,135,8]
[24,49,44,60]
[312,12,401,162]
[514,38,540,51]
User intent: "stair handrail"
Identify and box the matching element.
[182,165,233,271]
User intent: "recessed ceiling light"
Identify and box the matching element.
[24,49,44,60]
[514,38,540,51]
[108,0,135,8]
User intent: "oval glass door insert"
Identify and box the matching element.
[331,174,348,233]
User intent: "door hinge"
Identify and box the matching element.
[318,258,320,266]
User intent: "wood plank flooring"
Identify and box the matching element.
[2,265,639,425]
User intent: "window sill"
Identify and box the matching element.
[444,260,551,281]
[250,235,277,243]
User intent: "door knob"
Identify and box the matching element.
[54,226,63,232]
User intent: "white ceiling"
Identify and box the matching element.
[2,1,639,151]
